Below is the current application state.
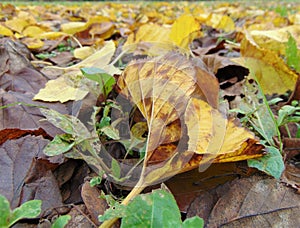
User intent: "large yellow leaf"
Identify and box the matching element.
[169,14,201,49]
[233,32,298,95]
[117,52,263,186]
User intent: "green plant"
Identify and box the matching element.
[285,34,300,72]
[51,215,71,228]
[99,189,204,228]
[0,194,42,228]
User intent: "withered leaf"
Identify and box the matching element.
[0,135,50,209]
[206,176,300,227]
[0,90,68,138]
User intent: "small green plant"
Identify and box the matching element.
[51,215,71,228]
[285,34,300,72]
[99,189,204,228]
[0,194,42,228]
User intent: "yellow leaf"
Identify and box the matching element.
[33,76,89,103]
[232,32,298,95]
[118,52,263,183]
[169,14,201,49]
[206,14,235,33]
[61,22,87,35]
[250,25,300,56]
[125,23,170,45]
[5,18,29,34]
[73,46,95,60]
[38,32,67,40]
[52,40,116,72]
[0,24,13,37]
[22,37,44,49]
[23,25,46,38]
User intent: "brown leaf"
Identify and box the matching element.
[0,90,68,138]
[0,39,48,94]
[206,175,300,227]
[81,181,108,226]
[0,135,50,208]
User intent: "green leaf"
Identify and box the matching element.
[81,67,116,97]
[182,216,204,228]
[111,159,121,179]
[40,109,91,139]
[101,126,120,140]
[43,134,75,156]
[98,116,111,129]
[0,195,10,227]
[99,204,127,222]
[277,105,300,126]
[286,34,300,72]
[9,200,42,227]
[121,189,182,228]
[51,215,71,228]
[90,171,105,187]
[248,146,284,179]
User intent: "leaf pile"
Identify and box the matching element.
[0,1,300,227]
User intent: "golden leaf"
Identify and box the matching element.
[0,24,13,37]
[232,32,298,95]
[61,22,86,35]
[169,14,201,49]
[250,25,300,56]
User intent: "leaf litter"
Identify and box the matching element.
[0,1,299,227]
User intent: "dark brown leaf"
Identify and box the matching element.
[81,181,108,226]
[0,135,50,208]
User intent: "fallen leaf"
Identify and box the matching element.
[0,135,50,209]
[206,176,300,227]
[170,14,201,49]
[250,25,300,56]
[81,181,107,226]
[73,46,95,60]
[33,76,88,103]
[232,32,298,95]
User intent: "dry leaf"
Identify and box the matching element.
[33,76,89,103]
[232,32,298,95]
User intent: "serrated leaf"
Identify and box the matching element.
[9,200,42,227]
[248,146,284,179]
[51,215,71,228]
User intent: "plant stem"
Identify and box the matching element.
[99,184,145,228]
